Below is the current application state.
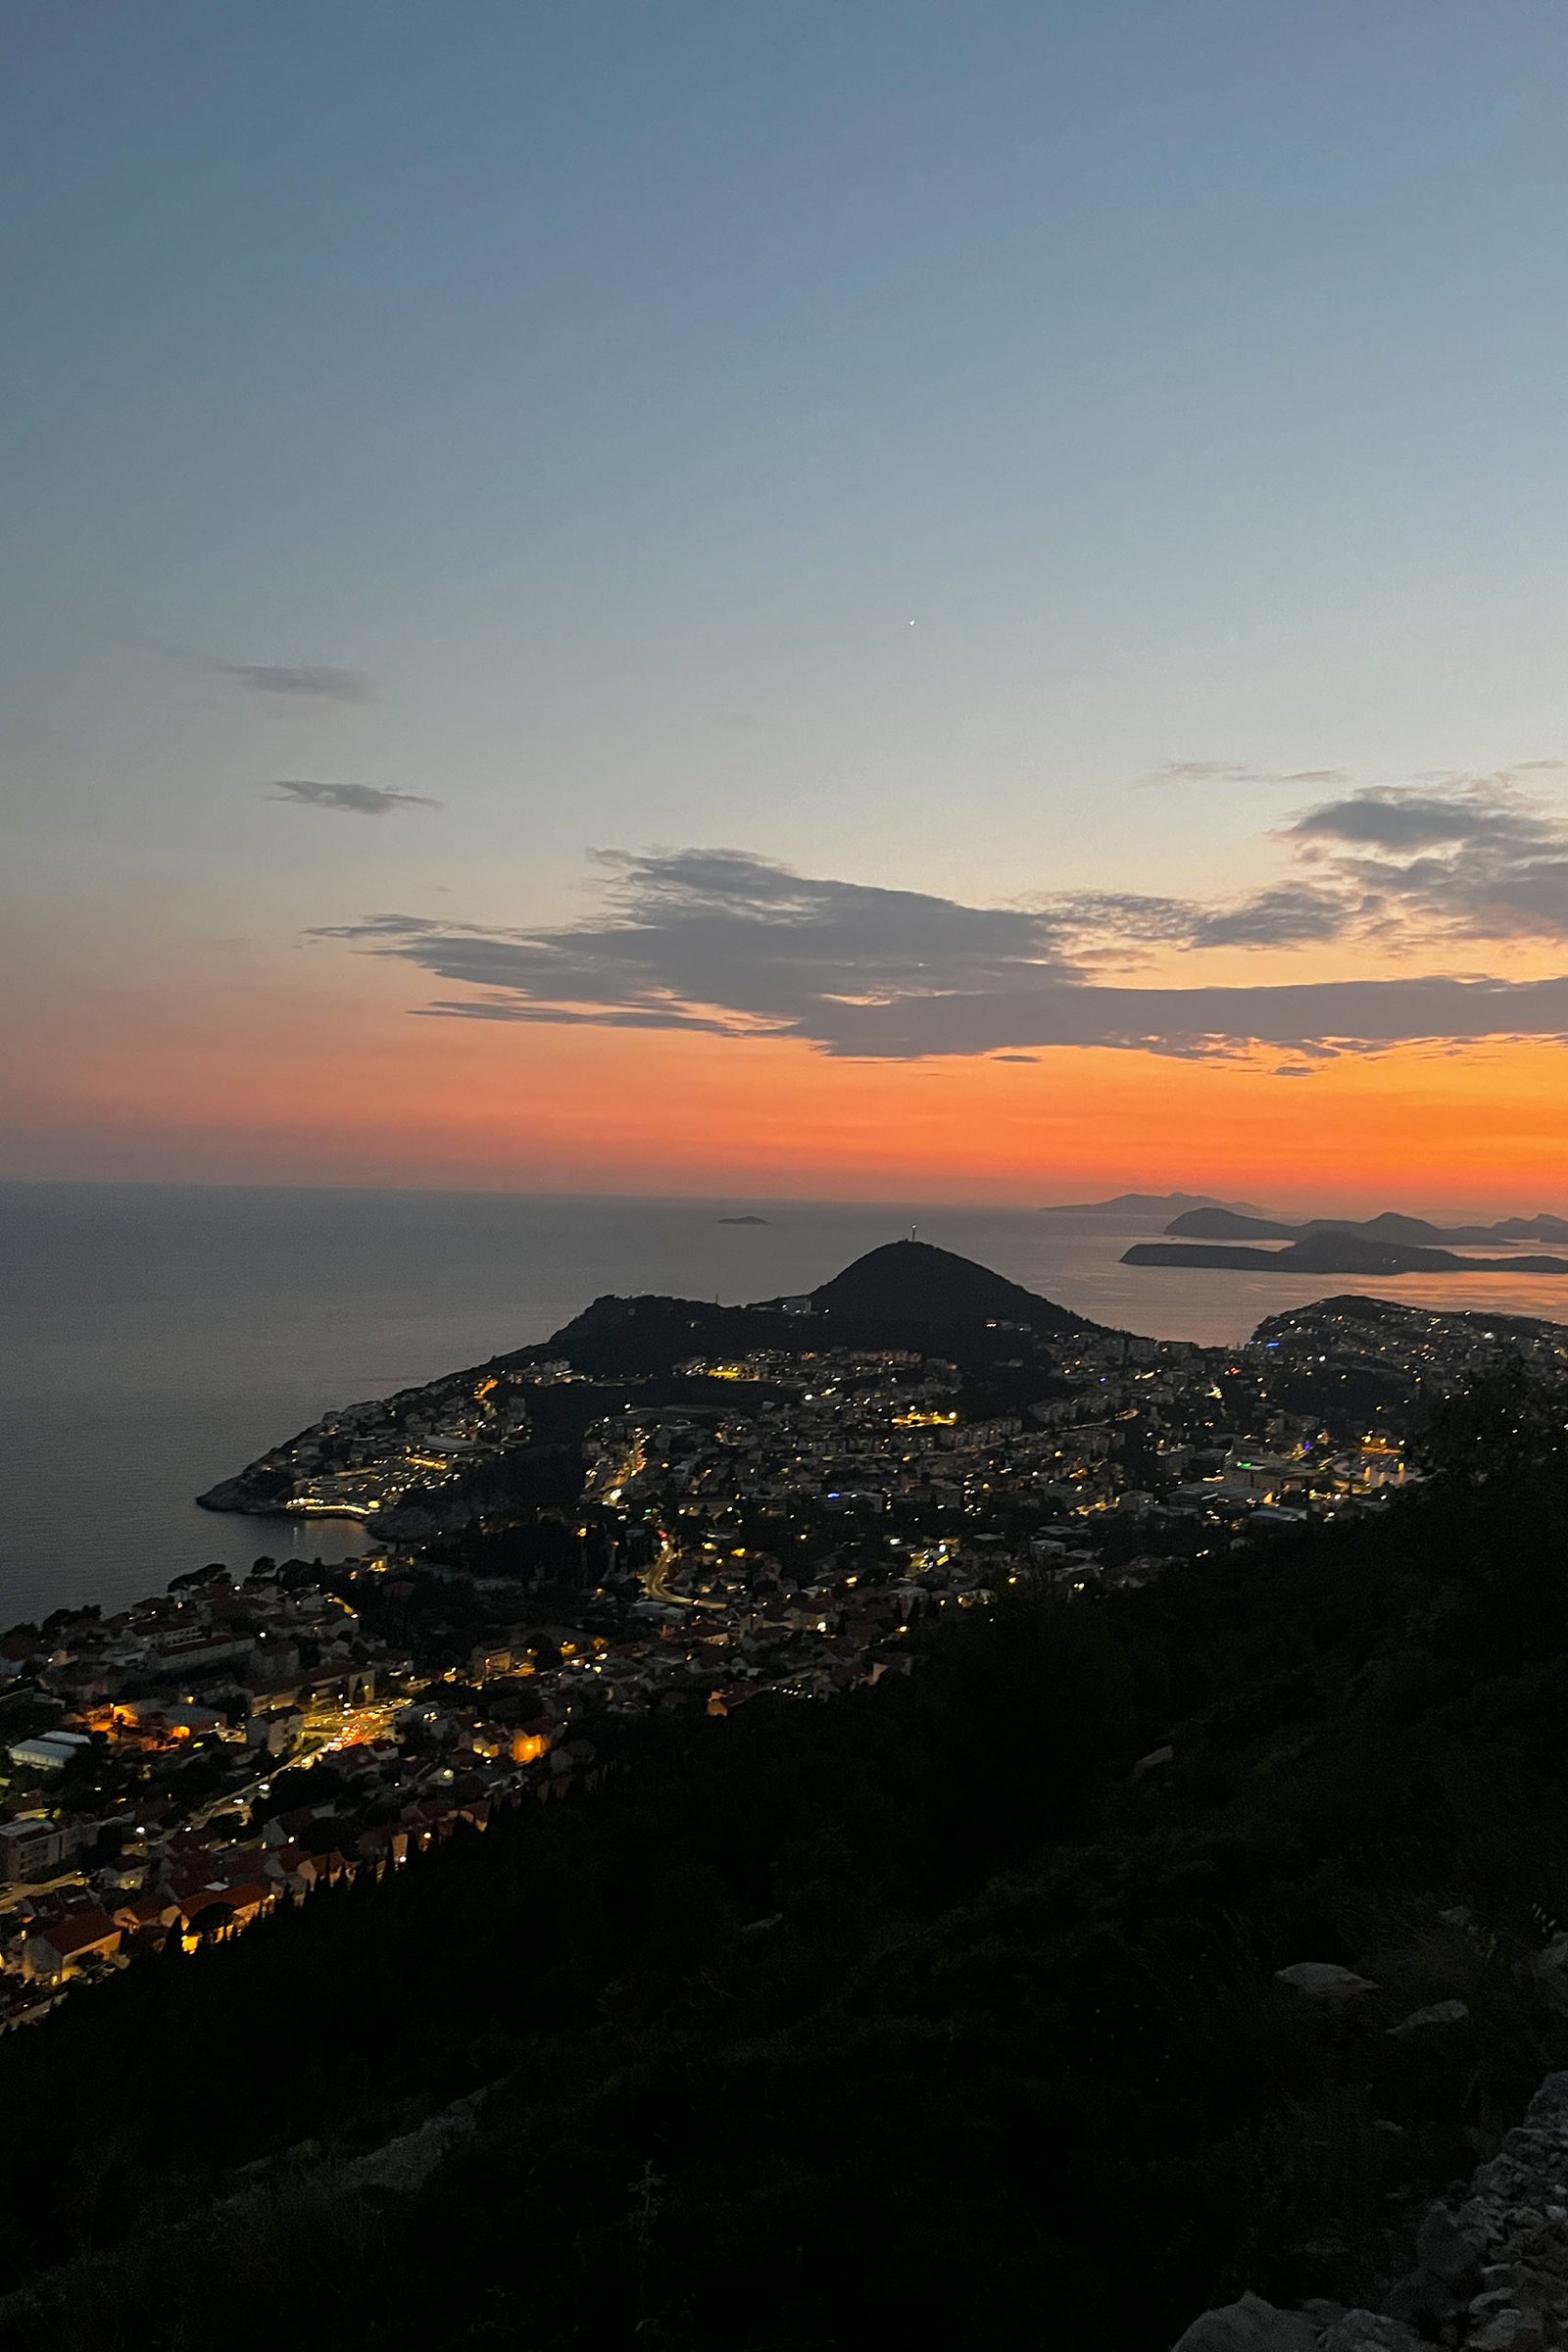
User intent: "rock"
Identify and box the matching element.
[1169,2292,1317,2352]
[1320,2313,1422,2352]
[344,2086,489,2193]
[1439,1906,1473,1929]
[1388,1998,1470,2036]
[1523,2070,1568,2124]
[1273,1962,1379,2004]
[1470,2313,1545,2352]
[1531,1940,1568,2016]
[1415,2201,1483,2286]
[1385,2274,1462,2332]
[1133,1743,1175,1778]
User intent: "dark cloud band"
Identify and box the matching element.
[312,777,1568,1065]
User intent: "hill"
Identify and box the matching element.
[546,1238,1095,1374]
[799,1237,1090,1340]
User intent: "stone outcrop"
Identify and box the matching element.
[1171,2293,1318,2351]
[1273,1962,1380,2005]
[344,2085,490,2192]
[1390,2001,1471,2038]
[1172,2069,1568,2351]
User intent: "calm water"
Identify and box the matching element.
[5,1180,1568,1624]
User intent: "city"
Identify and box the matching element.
[7,1246,1566,2025]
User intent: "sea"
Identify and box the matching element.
[6,1179,1568,1627]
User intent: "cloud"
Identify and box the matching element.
[1287,787,1538,853]
[219,662,373,702]
[1042,882,1351,955]
[269,781,439,816]
[1144,760,1351,788]
[1282,774,1568,941]
[312,834,1568,1064]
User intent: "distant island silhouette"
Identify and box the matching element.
[716,1214,768,1224]
[1038,1191,1271,1219]
[1164,1205,1568,1247]
[1128,1216,1568,1279]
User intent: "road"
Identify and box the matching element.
[642,1529,725,1611]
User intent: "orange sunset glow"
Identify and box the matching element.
[9,950,1566,1212]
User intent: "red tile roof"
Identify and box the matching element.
[35,1907,120,1959]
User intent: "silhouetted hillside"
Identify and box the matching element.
[1040,1191,1271,1218]
[801,1237,1091,1342]
[1128,1232,1568,1277]
[1169,1205,1568,1246]
[544,1239,1095,1374]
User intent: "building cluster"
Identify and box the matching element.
[584,1315,1419,1603]
[0,1524,917,2026]
[220,1362,540,1522]
[0,1560,579,2014]
[1253,1295,1568,1399]
[7,1286,1562,2026]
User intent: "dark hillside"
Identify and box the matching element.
[803,1236,1090,1341]
[546,1238,1096,1375]
[7,1383,1568,2348]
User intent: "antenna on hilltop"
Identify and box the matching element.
[909,1223,917,1243]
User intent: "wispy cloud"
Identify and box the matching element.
[269,780,438,816]
[219,662,374,702]
[1143,760,1351,788]
[1043,883,1351,956]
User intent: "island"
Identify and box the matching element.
[1038,1190,1271,1218]
[1125,1230,1568,1276]
[1164,1204,1568,1246]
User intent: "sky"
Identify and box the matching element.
[4,0,1568,1211]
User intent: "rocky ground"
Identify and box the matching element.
[1175,2068,1568,2351]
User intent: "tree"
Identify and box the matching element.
[1413,1362,1568,1489]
